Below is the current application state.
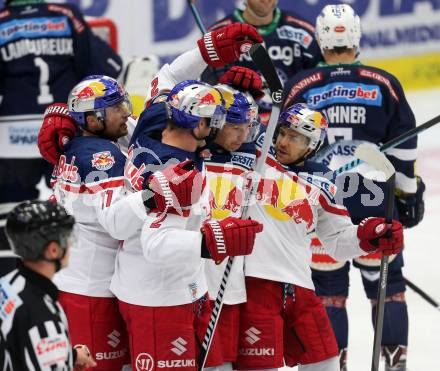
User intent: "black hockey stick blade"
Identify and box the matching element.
[405,277,440,310]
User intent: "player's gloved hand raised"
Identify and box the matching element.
[201,217,263,263]
[144,160,205,214]
[38,103,78,165]
[198,23,263,68]
[395,175,425,228]
[219,66,265,100]
[357,217,403,256]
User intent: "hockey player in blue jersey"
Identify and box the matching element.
[283,5,425,371]
[203,0,322,123]
[137,66,263,370]
[0,0,122,275]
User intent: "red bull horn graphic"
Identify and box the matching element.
[199,92,217,105]
[257,176,314,230]
[208,173,244,220]
[76,81,106,98]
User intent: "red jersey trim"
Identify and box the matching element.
[58,178,124,194]
[319,194,349,216]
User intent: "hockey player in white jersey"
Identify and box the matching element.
[39,75,133,371]
[37,75,200,371]
[234,103,404,371]
[201,68,265,370]
[111,79,263,371]
[108,23,264,371]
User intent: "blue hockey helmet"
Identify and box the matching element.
[166,80,226,130]
[67,75,132,126]
[215,83,260,143]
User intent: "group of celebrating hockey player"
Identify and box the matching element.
[0,1,426,371]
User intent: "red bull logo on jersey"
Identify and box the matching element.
[304,82,382,109]
[91,151,115,171]
[208,175,243,220]
[257,177,314,230]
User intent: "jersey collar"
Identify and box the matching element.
[18,261,59,301]
[233,8,281,36]
[317,61,362,67]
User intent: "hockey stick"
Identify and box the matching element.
[186,0,207,33]
[404,277,440,311]
[334,113,440,176]
[353,144,396,371]
[197,43,283,370]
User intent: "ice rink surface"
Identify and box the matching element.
[38,88,440,371]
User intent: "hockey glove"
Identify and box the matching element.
[357,217,404,256]
[145,160,205,214]
[219,66,265,100]
[38,103,78,165]
[197,23,263,68]
[395,176,425,228]
[201,216,263,263]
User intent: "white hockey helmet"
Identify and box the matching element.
[166,80,226,130]
[278,103,328,153]
[315,4,361,53]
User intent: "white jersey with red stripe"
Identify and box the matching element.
[244,132,366,289]
[202,143,256,304]
[52,135,130,297]
[108,111,211,306]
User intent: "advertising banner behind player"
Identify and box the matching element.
[5,0,437,90]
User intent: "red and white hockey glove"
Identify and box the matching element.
[357,217,404,256]
[145,160,205,214]
[201,216,263,262]
[197,23,263,68]
[38,103,78,165]
[219,66,265,100]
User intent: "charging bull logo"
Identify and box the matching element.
[257,177,314,230]
[76,81,106,98]
[91,151,115,171]
[208,175,243,220]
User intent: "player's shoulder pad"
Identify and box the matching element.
[283,68,325,108]
[46,3,87,33]
[130,102,168,147]
[297,161,338,200]
[356,65,403,102]
[281,10,315,34]
[67,137,125,177]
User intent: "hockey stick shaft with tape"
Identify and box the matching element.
[354,144,396,371]
[186,0,207,33]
